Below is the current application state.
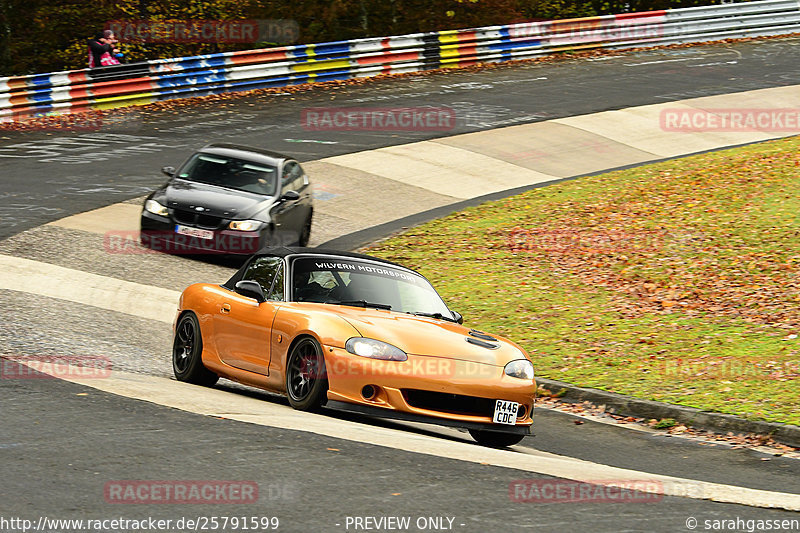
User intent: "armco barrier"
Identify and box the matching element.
[2,0,800,121]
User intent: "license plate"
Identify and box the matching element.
[493,400,519,425]
[175,225,213,240]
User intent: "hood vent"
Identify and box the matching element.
[469,329,498,342]
[466,337,499,350]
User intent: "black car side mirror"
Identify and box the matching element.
[235,280,266,303]
[451,311,463,324]
[280,190,300,202]
[162,166,176,177]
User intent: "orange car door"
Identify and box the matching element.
[212,256,286,376]
[213,291,276,376]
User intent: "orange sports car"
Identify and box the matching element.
[173,247,537,447]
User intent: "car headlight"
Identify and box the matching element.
[228,220,263,231]
[345,338,407,361]
[144,199,168,217]
[504,359,534,380]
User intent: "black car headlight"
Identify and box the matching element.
[144,199,168,217]
[504,359,534,380]
[228,220,263,231]
[345,338,407,361]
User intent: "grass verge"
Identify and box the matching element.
[365,136,800,425]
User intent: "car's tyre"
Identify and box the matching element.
[286,336,328,411]
[173,312,219,386]
[297,214,312,247]
[468,429,526,448]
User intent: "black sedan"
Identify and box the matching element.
[140,143,313,255]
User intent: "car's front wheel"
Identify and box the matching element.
[286,337,328,411]
[173,312,219,386]
[469,429,525,448]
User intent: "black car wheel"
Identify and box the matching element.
[297,214,312,247]
[286,337,328,411]
[468,429,525,448]
[173,313,219,386]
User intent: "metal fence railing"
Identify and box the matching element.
[2,0,799,121]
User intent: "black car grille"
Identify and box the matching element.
[402,389,497,418]
[172,209,225,230]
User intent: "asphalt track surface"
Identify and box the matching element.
[2,39,800,531]
[3,373,800,533]
[3,37,800,239]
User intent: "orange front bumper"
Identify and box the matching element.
[323,346,536,431]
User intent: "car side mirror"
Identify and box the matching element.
[235,280,266,303]
[451,311,463,324]
[162,166,176,177]
[280,190,300,202]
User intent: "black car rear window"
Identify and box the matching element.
[178,154,277,196]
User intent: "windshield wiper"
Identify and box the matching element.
[407,311,455,322]
[329,299,392,310]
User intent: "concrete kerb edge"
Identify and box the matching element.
[535,377,800,449]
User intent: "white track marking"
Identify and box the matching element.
[320,141,559,199]
[29,366,800,512]
[48,203,142,234]
[0,254,178,323]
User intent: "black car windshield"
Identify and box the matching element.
[177,153,277,196]
[291,257,454,319]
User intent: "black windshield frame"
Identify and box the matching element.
[288,255,453,317]
[176,153,279,196]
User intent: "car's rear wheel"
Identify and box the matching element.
[469,429,526,448]
[286,337,328,411]
[173,313,219,386]
[297,214,312,247]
